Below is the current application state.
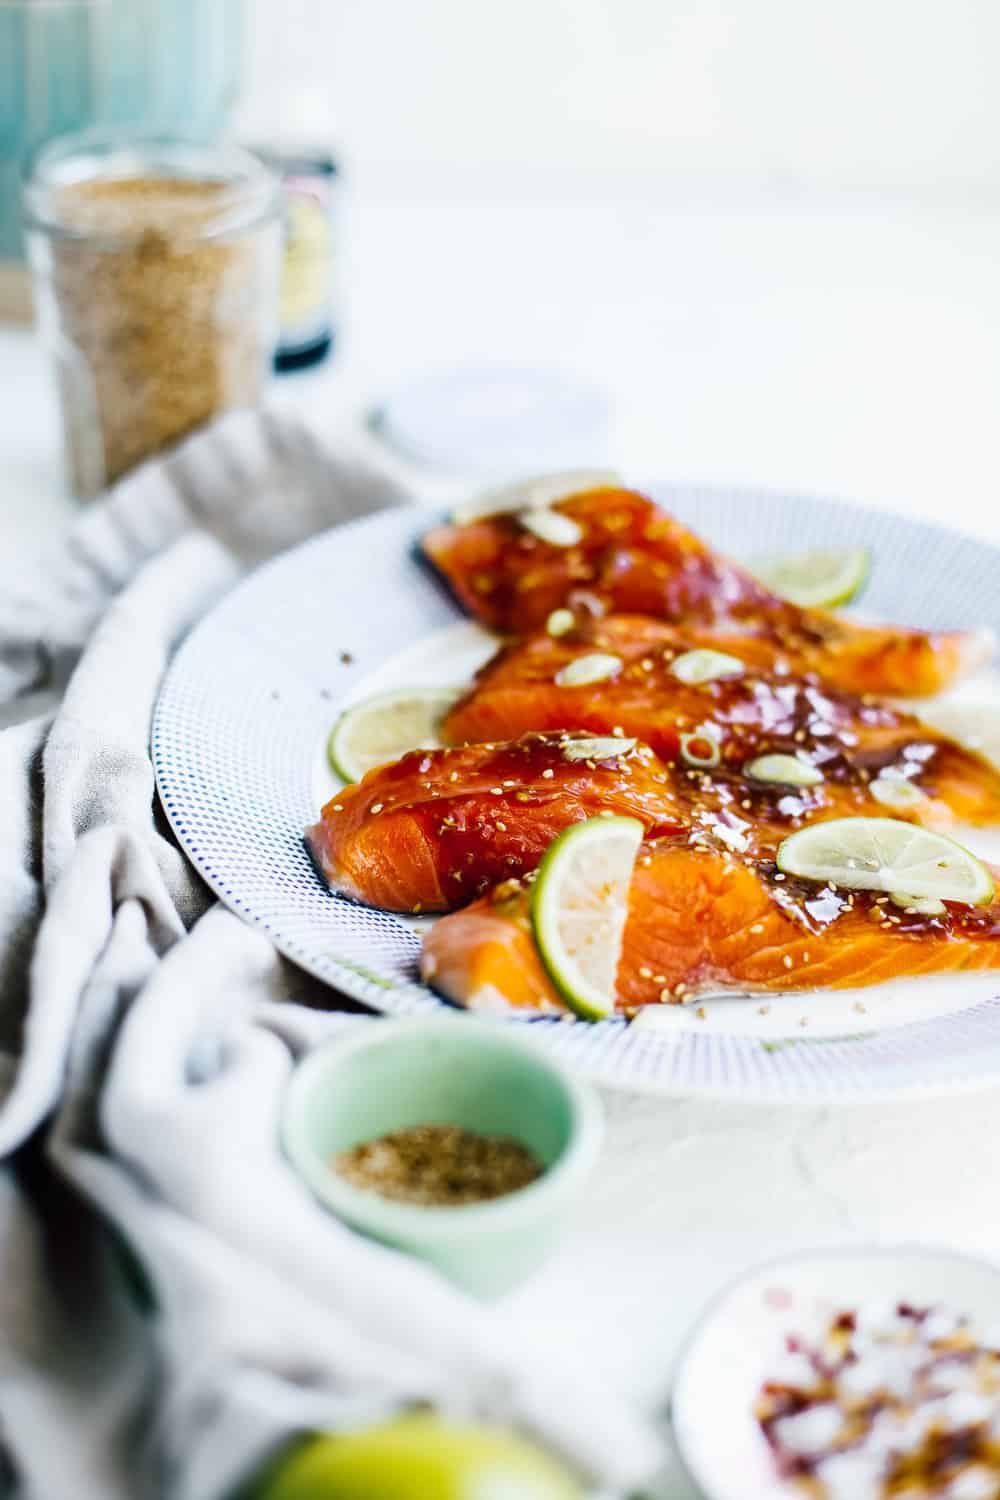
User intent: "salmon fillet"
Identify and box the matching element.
[443,615,1000,829]
[423,487,991,697]
[421,837,1000,1014]
[306,732,685,913]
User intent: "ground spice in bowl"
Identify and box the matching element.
[332,1124,544,1207]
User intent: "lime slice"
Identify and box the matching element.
[746,753,823,787]
[776,817,994,906]
[328,689,458,783]
[670,648,745,685]
[451,469,621,526]
[531,816,644,1020]
[750,545,870,609]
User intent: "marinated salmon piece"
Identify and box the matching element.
[443,615,1000,830]
[421,837,1000,1014]
[422,486,992,697]
[306,732,684,914]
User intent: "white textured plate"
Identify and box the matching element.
[153,484,1000,1100]
[670,1244,1000,1500]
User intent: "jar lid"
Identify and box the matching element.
[374,364,614,475]
[22,132,280,247]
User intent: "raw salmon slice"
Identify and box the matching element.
[306,732,684,914]
[443,614,1000,830]
[421,836,1000,1014]
[422,486,992,697]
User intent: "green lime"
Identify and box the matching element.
[750,545,870,609]
[776,817,993,906]
[531,816,643,1021]
[328,689,458,783]
[249,1415,582,1500]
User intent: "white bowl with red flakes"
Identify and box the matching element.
[671,1246,1000,1500]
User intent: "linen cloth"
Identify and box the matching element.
[0,410,664,1500]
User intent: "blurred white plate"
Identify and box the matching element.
[153,483,1000,1099]
[670,1244,1000,1500]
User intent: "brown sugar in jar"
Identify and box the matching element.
[25,138,280,498]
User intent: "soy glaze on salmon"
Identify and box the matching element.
[442,615,1000,831]
[421,837,1000,1015]
[423,485,992,697]
[306,732,686,914]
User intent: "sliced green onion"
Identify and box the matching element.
[546,608,576,637]
[681,730,722,768]
[670,648,745,685]
[519,509,583,546]
[555,652,622,687]
[871,776,927,809]
[746,753,824,787]
[560,736,638,762]
[889,892,947,916]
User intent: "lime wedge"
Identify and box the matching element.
[531,816,644,1020]
[750,545,870,609]
[776,817,994,906]
[451,469,621,526]
[328,689,459,783]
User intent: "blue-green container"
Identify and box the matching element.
[0,0,243,261]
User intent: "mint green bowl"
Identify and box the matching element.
[282,1019,603,1298]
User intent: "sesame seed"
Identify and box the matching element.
[496,821,507,832]
[612,725,625,736]
[773,873,785,882]
[639,966,652,979]
[370,802,384,814]
[542,768,554,779]
[332,803,343,812]
[654,974,666,984]
[490,787,503,795]
[659,987,673,1003]
[782,954,793,969]
[449,771,459,782]
[750,922,765,934]
[674,982,687,997]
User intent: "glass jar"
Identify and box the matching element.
[24,134,280,498]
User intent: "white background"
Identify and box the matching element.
[241,0,1000,189]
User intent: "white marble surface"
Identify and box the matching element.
[7,178,1000,1497]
